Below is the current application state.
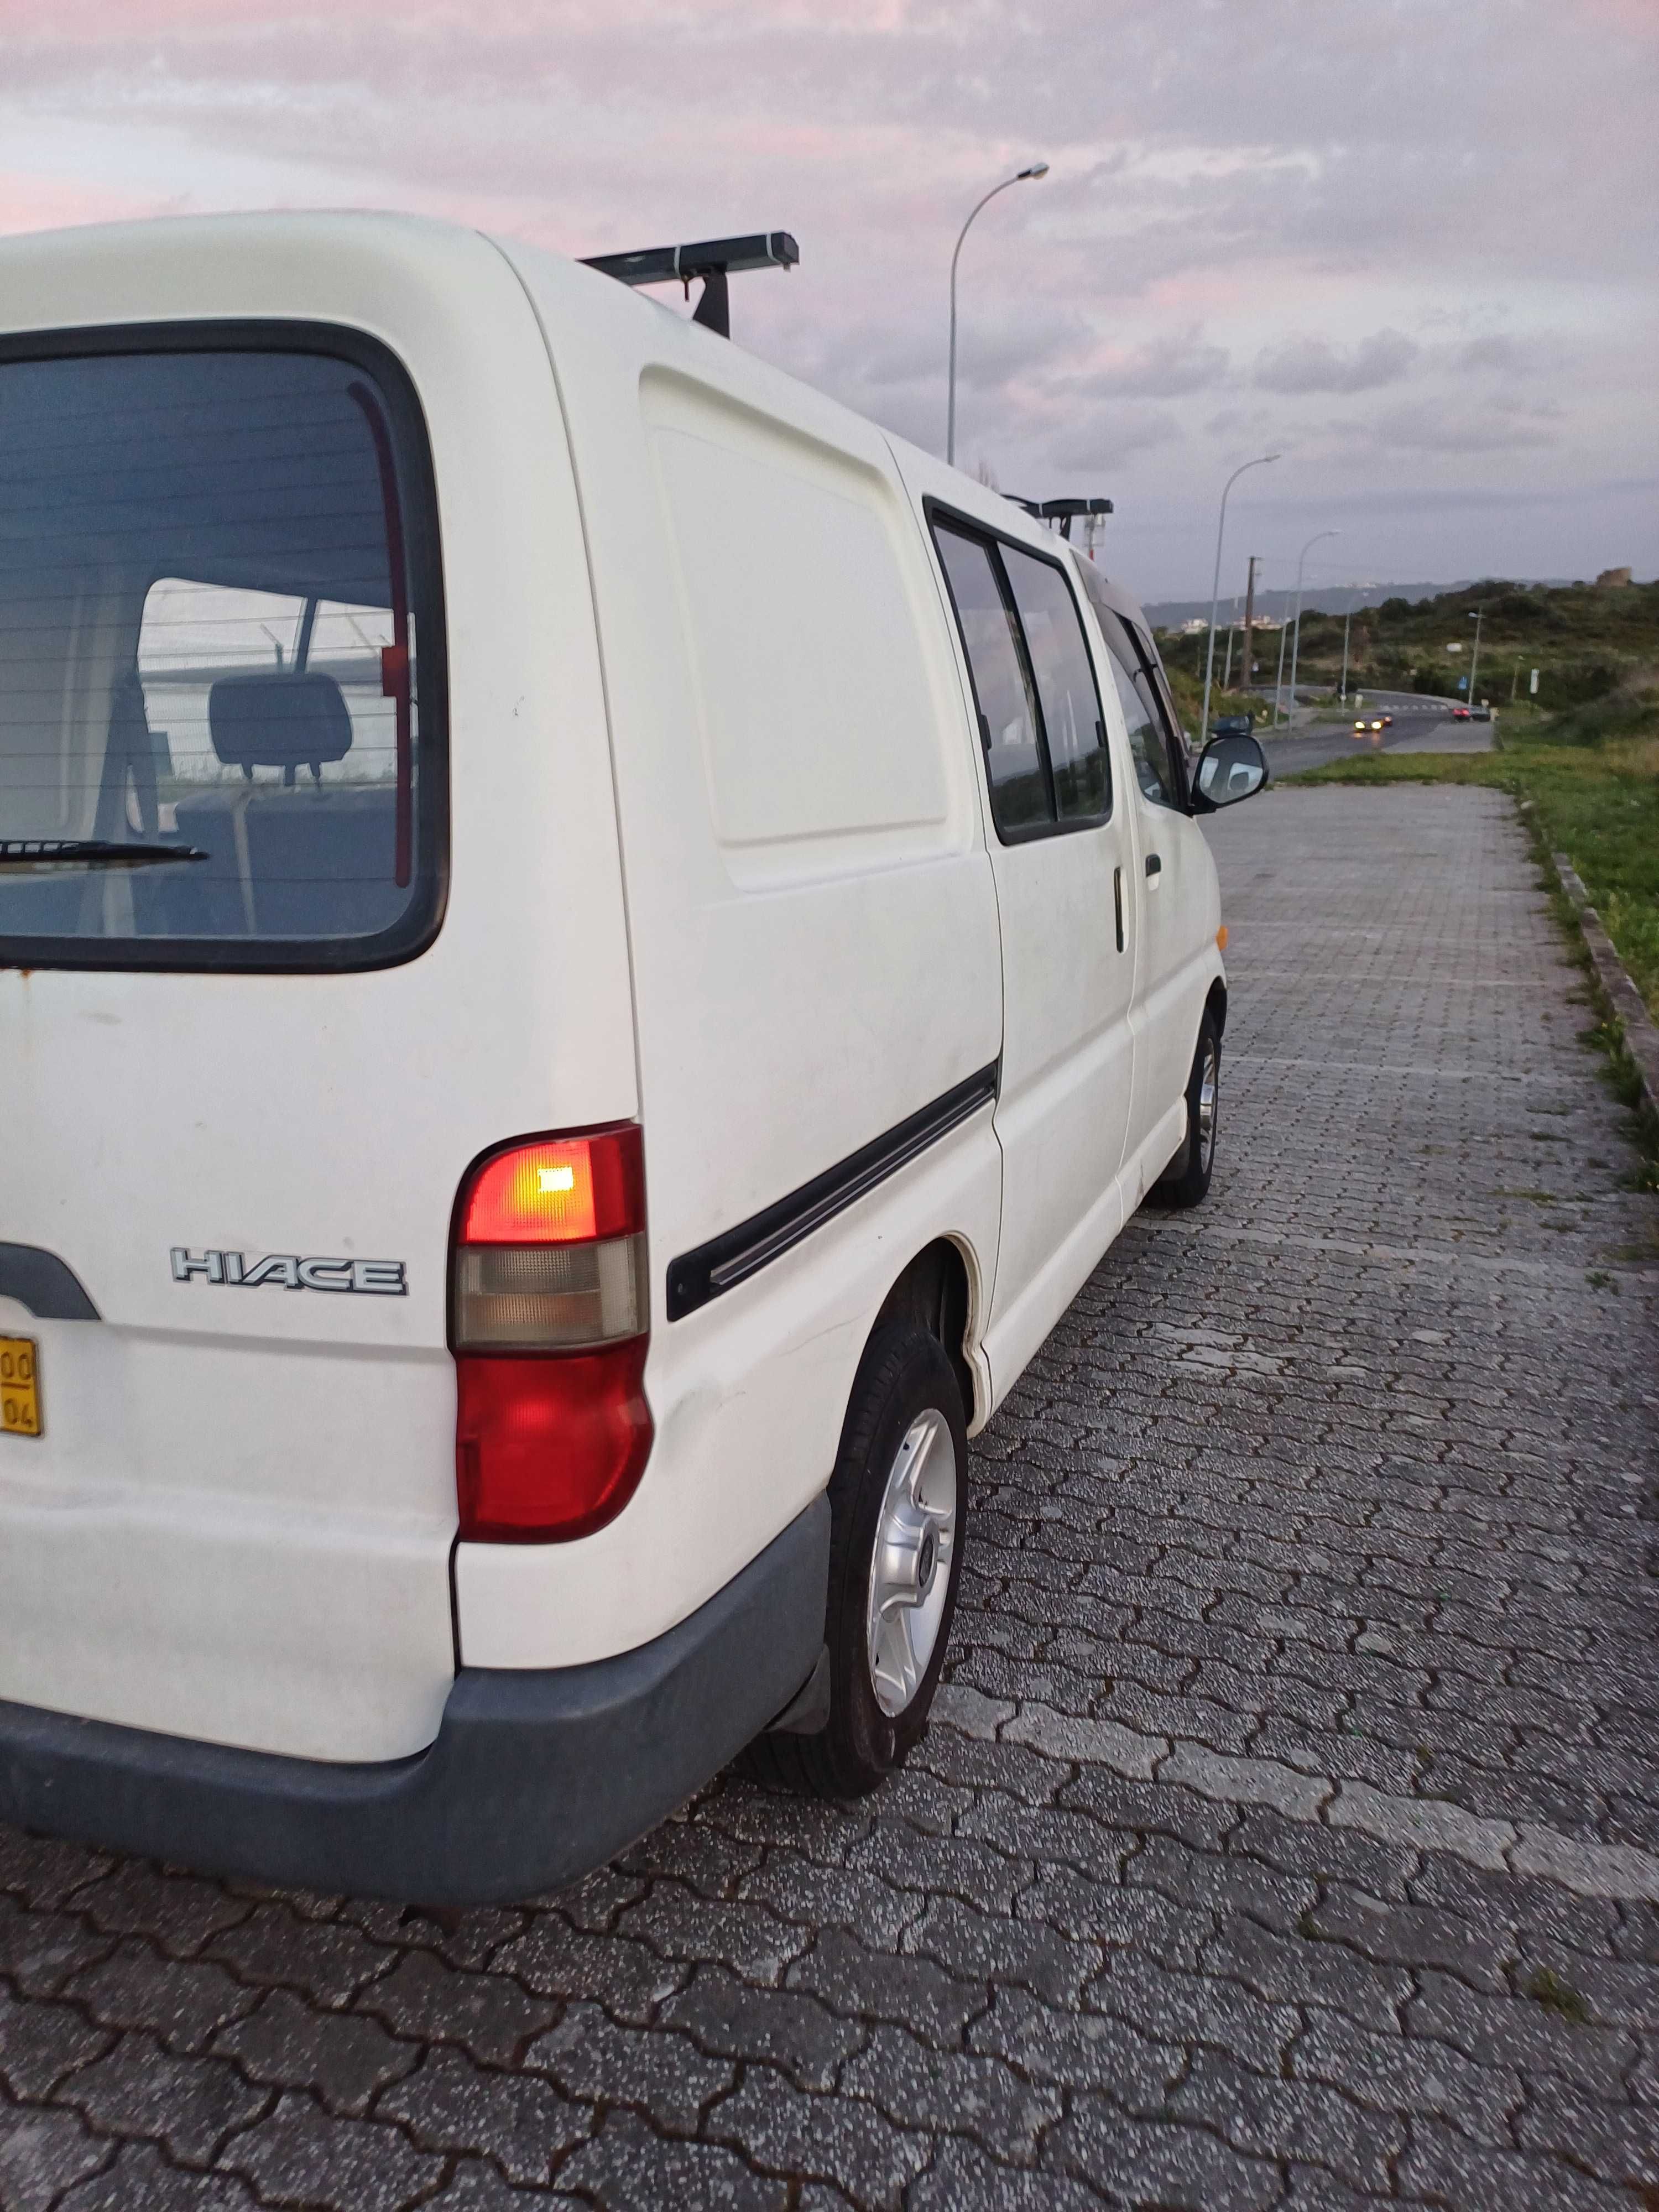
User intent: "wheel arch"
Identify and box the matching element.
[1206,975,1228,1040]
[870,1235,983,1433]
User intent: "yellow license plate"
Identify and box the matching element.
[1,1337,41,1438]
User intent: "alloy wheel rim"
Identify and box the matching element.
[1198,1043,1219,1168]
[866,1407,958,1718]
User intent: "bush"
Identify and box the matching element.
[1537,662,1624,712]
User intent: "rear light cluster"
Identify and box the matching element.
[451,1125,653,1543]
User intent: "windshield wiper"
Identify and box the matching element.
[0,839,208,870]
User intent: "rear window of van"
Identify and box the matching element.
[0,332,445,971]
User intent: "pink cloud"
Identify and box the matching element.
[0,170,180,238]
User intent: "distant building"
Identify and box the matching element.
[1595,566,1633,588]
[1180,617,1208,634]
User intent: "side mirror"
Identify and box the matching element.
[1191,732,1269,812]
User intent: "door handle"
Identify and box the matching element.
[1145,853,1162,878]
[1113,865,1124,952]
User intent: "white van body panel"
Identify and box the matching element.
[0,216,636,1759]
[877,443,1211,1418]
[1065,570,1226,1210]
[0,1311,455,1759]
[1125,784,1224,1178]
[456,1110,998,1666]
[452,241,1004,1668]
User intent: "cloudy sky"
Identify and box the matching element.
[4,0,1655,599]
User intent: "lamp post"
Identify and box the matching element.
[1286,528,1338,732]
[1340,593,1355,705]
[1467,606,1484,706]
[1201,453,1279,742]
[947,162,1048,468]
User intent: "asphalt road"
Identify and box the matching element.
[1253,693,1488,778]
[1,785,1655,2209]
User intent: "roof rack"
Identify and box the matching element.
[1038,497,1114,540]
[580,232,800,340]
[1003,495,1114,539]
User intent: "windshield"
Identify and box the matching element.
[0,338,444,969]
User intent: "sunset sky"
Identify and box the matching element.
[4,0,1655,600]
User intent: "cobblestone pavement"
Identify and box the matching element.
[4,785,1658,2210]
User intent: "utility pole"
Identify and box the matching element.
[1240,556,1258,701]
[1511,655,1522,701]
[1340,595,1354,704]
[1222,593,1237,690]
[1272,610,1290,726]
[1467,604,1484,705]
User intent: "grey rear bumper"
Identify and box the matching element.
[0,1496,828,1905]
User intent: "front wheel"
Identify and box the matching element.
[742,1326,967,1798]
[1154,1009,1220,1209]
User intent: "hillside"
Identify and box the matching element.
[1155,576,1659,710]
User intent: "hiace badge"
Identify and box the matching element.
[170,1250,408,1295]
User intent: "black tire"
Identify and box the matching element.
[740,1325,967,1798]
[1153,1008,1221,1209]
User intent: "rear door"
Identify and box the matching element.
[926,513,1136,1367]
[0,229,632,1764]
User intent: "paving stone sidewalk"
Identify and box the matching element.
[3,785,1657,2210]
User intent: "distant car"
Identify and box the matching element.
[1380,714,1394,728]
[1470,704,1491,721]
[1452,705,1471,721]
[1354,716,1386,734]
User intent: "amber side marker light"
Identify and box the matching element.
[451,1125,651,1542]
[1217,925,1229,952]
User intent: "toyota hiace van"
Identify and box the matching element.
[0,214,1266,1902]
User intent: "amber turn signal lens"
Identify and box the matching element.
[461,1125,644,1245]
[1216,925,1229,951]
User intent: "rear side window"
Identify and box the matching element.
[931,527,1047,831]
[0,335,445,971]
[931,517,1110,841]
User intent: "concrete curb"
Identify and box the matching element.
[1545,840,1659,1128]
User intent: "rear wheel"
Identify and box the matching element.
[742,1326,967,1798]
[1154,1008,1220,1209]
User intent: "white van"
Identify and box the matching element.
[0,214,1266,1903]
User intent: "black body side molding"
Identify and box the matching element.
[666,1061,1000,1322]
[0,1244,100,1321]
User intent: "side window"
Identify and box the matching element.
[999,547,1111,823]
[932,525,1048,833]
[1128,623,1190,801]
[1105,639,1181,810]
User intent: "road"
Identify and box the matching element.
[1,786,1656,2209]
[1252,692,1493,778]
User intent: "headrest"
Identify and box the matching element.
[209,673,353,771]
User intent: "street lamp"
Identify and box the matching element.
[947,163,1049,468]
[1286,529,1338,729]
[1200,453,1279,742]
[1467,606,1484,706]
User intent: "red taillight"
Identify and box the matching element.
[451,1125,652,1543]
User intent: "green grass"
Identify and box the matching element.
[1285,684,1659,1024]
